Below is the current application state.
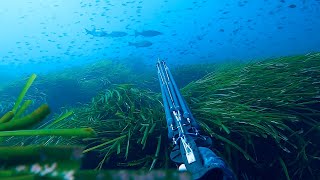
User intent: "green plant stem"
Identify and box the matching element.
[45,111,74,129]
[14,100,32,119]
[12,74,37,114]
[0,111,14,123]
[0,104,50,131]
[0,128,96,137]
[83,135,127,153]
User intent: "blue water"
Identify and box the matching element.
[0,0,319,83]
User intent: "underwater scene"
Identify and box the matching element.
[0,0,320,180]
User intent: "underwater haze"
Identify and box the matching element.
[0,0,320,81]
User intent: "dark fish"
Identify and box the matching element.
[85,28,108,37]
[135,30,163,37]
[85,29,127,37]
[288,4,296,8]
[128,41,153,48]
[105,31,128,37]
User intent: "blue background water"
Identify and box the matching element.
[0,0,319,83]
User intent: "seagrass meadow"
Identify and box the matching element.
[0,53,319,179]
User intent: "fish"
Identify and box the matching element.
[105,31,128,37]
[135,30,163,37]
[288,4,296,8]
[85,29,127,37]
[85,28,108,37]
[128,41,153,48]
